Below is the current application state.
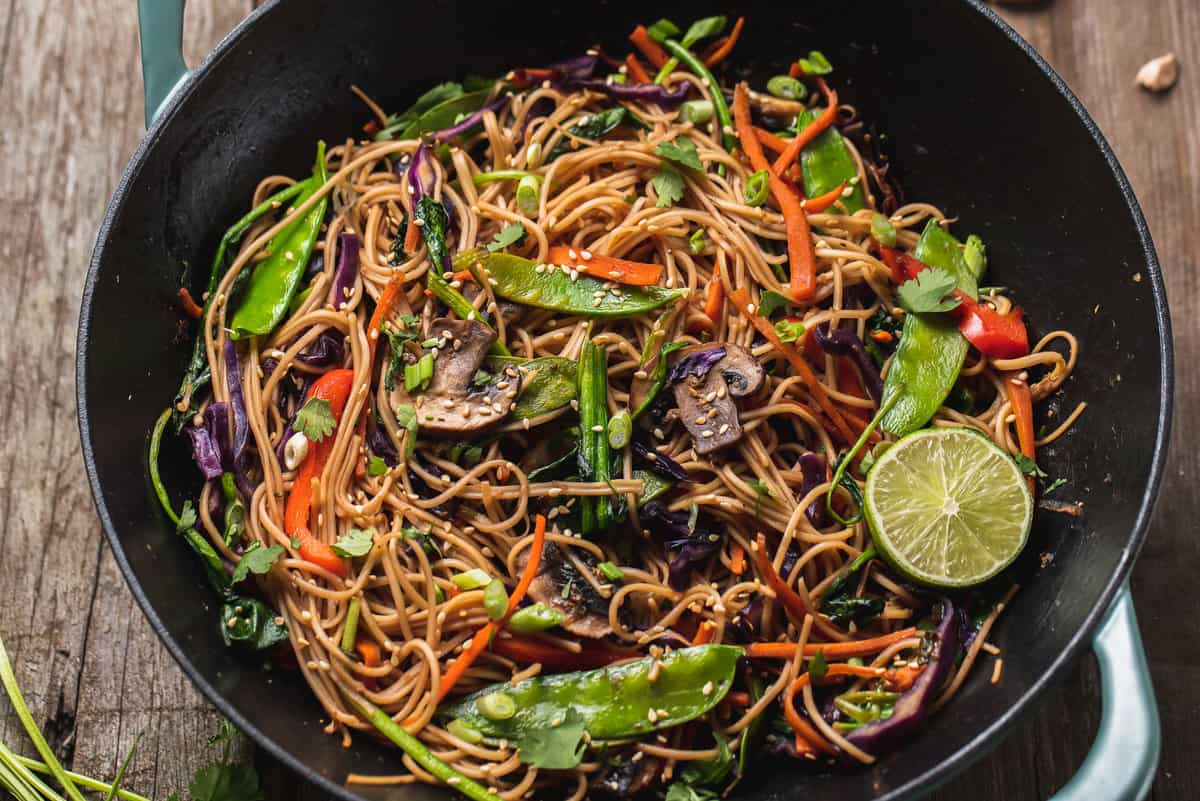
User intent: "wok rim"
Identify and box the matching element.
[76,1,1174,799]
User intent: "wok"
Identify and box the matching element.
[77,1,1172,799]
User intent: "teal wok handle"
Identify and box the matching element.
[1050,581,1160,801]
[137,0,190,127]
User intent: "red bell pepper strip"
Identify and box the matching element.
[878,244,1029,359]
[629,25,670,69]
[701,17,745,67]
[1006,375,1037,492]
[284,368,356,539]
[490,634,639,672]
[624,53,651,84]
[545,246,663,286]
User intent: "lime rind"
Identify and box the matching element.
[864,427,1033,589]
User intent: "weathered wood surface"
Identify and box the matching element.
[0,1,1195,799]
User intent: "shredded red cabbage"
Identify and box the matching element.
[328,231,360,309]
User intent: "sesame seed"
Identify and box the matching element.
[591,424,604,432]
[648,709,658,723]
[694,415,707,425]
[717,386,727,399]
[568,248,578,259]
[702,681,714,695]
[700,430,714,438]
[705,391,717,402]
[570,270,579,282]
[634,370,648,380]
[718,423,730,434]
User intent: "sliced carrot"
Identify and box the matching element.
[692,620,717,646]
[745,627,919,660]
[802,180,850,214]
[885,663,924,692]
[732,83,816,300]
[546,245,663,286]
[490,634,638,671]
[356,638,382,667]
[754,127,790,155]
[701,17,745,67]
[450,269,476,284]
[729,288,857,445]
[625,53,651,84]
[704,265,725,322]
[1006,374,1037,493]
[629,25,669,69]
[729,542,746,576]
[294,527,347,579]
[771,80,839,178]
[363,119,380,136]
[785,663,888,755]
[751,533,844,640]
[366,271,407,363]
[788,61,803,79]
[178,287,203,320]
[435,515,547,702]
[869,330,893,344]
[723,690,752,708]
[403,217,421,257]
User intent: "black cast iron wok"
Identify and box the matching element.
[77,1,1172,799]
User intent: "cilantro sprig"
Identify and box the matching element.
[897,267,961,314]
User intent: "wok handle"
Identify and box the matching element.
[1049,581,1160,801]
[137,0,189,127]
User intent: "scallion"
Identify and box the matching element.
[744,169,771,207]
[476,691,517,721]
[452,568,492,591]
[483,578,509,620]
[680,99,714,124]
[405,352,434,392]
[516,174,542,217]
[597,561,624,582]
[607,409,632,449]
[871,212,898,247]
[766,75,807,100]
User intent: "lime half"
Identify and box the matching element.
[864,428,1032,589]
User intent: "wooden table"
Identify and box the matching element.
[0,1,1194,798]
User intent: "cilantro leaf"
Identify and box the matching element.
[487,221,527,252]
[177,499,198,532]
[652,165,685,208]
[809,648,828,681]
[516,708,587,769]
[680,728,733,786]
[1044,477,1068,494]
[774,318,805,343]
[367,455,388,477]
[332,527,375,558]
[680,16,726,48]
[293,397,336,441]
[230,542,284,584]
[393,403,418,457]
[1014,454,1047,478]
[665,784,719,801]
[757,289,792,319]
[654,135,703,170]
[402,526,442,558]
[383,322,418,391]
[896,268,961,314]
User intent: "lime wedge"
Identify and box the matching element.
[864,428,1032,589]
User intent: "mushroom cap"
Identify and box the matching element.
[518,541,613,639]
[671,343,764,455]
[387,318,522,435]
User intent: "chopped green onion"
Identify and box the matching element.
[452,568,492,590]
[483,578,508,620]
[689,227,707,255]
[773,318,805,343]
[798,50,833,75]
[871,213,897,247]
[607,409,632,449]
[743,169,771,207]
[964,234,987,276]
[597,561,624,582]
[506,603,566,633]
[447,719,485,744]
[516,174,542,217]
[847,656,865,668]
[680,99,714,124]
[607,73,628,84]
[647,19,681,43]
[476,691,517,721]
[766,75,807,101]
[405,352,434,392]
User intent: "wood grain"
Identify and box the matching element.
[0,1,1194,799]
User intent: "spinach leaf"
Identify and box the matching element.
[546,108,648,162]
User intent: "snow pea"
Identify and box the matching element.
[440,645,742,741]
[230,142,329,339]
[794,108,865,213]
[484,355,577,420]
[395,89,492,141]
[880,220,978,435]
[473,253,682,317]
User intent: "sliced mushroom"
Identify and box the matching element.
[517,542,612,639]
[671,343,764,455]
[387,318,521,435]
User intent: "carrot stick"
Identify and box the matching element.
[356,639,382,667]
[625,53,651,84]
[729,542,746,576]
[723,690,752,708]
[1006,374,1036,492]
[692,621,717,646]
[752,533,847,642]
[629,25,669,69]
[366,271,407,362]
[284,369,356,536]
[788,62,803,79]
[745,627,919,660]
[701,17,745,67]
[771,80,839,178]
[704,265,725,322]
[435,515,547,702]
[732,83,817,300]
[802,180,850,214]
[491,635,637,671]
[754,127,790,155]
[546,246,663,286]
[295,527,348,578]
[729,288,857,445]
[785,663,888,754]
[178,287,203,320]
[403,216,421,256]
